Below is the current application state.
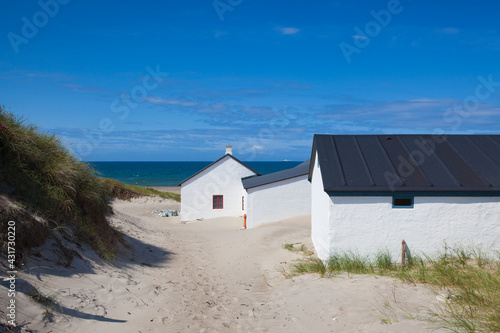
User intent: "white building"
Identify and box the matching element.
[180,145,259,221]
[242,160,311,228]
[310,134,500,261]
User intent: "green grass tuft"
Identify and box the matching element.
[375,250,394,271]
[283,243,315,256]
[374,299,399,325]
[327,251,374,275]
[292,257,327,277]
[29,287,58,307]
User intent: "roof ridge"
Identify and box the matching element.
[179,154,260,185]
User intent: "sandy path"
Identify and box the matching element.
[1,196,446,332]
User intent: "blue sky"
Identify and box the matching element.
[1,0,500,161]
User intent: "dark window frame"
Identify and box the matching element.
[213,195,223,209]
[392,196,414,208]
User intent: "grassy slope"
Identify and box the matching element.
[0,108,119,260]
[0,107,179,261]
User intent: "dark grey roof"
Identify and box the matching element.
[310,134,500,194]
[243,160,310,189]
[179,154,260,186]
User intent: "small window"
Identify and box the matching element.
[213,195,223,209]
[242,196,244,211]
[393,197,413,208]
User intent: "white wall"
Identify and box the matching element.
[310,152,333,261]
[181,156,256,221]
[319,195,500,261]
[246,175,311,228]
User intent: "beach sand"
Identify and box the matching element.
[1,196,446,332]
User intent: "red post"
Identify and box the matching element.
[243,214,247,229]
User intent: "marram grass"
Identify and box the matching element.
[0,107,119,260]
[0,108,180,260]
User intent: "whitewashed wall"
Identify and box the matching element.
[311,152,333,261]
[246,175,311,228]
[181,156,256,221]
[318,195,500,261]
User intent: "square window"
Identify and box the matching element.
[213,195,223,209]
[393,197,413,208]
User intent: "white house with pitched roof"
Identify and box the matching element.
[180,145,260,221]
[310,134,500,261]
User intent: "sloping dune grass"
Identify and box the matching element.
[0,107,184,262]
[0,107,181,260]
[0,107,120,260]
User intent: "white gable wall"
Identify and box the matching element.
[246,175,311,228]
[311,152,333,261]
[321,195,500,261]
[181,156,256,221]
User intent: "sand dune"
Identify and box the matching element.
[1,196,446,332]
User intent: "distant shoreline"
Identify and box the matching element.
[148,186,181,194]
[92,161,301,189]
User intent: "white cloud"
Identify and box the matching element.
[279,27,301,35]
[251,145,264,151]
[144,96,198,107]
[352,35,368,40]
[313,97,500,132]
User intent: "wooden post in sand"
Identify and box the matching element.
[401,240,406,267]
[243,214,247,229]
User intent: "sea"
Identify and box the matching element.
[89,161,302,187]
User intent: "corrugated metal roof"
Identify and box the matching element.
[243,160,310,189]
[179,154,260,186]
[310,134,500,194]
